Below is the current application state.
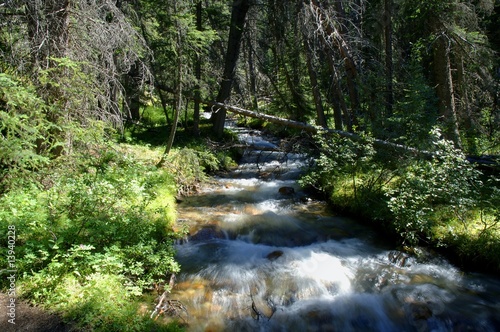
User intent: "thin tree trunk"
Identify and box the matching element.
[327,74,346,130]
[322,50,347,130]
[307,0,359,130]
[212,0,251,137]
[48,0,70,64]
[136,5,171,125]
[384,0,394,117]
[125,62,141,121]
[330,0,359,124]
[303,36,327,127]
[28,0,70,157]
[247,31,259,111]
[164,36,182,156]
[456,56,475,151]
[433,32,462,148]
[193,1,202,136]
[158,12,183,166]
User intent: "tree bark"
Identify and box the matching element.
[247,36,259,111]
[212,0,251,137]
[433,32,462,148]
[324,53,347,131]
[125,62,141,121]
[158,4,183,166]
[306,0,359,130]
[330,0,359,125]
[456,55,475,151]
[384,0,394,117]
[26,0,70,67]
[303,36,327,128]
[193,1,202,137]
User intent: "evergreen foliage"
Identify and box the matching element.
[0,72,52,192]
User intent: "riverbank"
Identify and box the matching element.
[252,121,500,276]
[326,198,500,276]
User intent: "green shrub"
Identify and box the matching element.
[0,145,182,330]
[301,127,499,258]
[387,129,483,245]
[299,130,394,219]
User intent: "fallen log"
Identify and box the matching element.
[205,101,500,172]
[205,101,433,159]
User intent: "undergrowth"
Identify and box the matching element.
[0,99,238,330]
[0,143,185,331]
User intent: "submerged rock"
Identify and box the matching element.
[189,226,225,241]
[266,250,284,261]
[279,186,295,195]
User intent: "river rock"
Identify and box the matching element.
[266,250,284,261]
[279,186,295,195]
[251,296,276,320]
[388,250,411,267]
[242,204,261,215]
[189,226,225,241]
[408,302,433,320]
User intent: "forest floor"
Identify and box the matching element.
[0,292,72,332]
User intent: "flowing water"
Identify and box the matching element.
[171,124,500,331]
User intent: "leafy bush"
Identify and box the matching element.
[0,144,183,330]
[302,127,500,266]
[387,129,483,244]
[299,130,394,219]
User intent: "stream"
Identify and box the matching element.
[171,123,500,331]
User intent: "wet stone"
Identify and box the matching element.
[189,226,225,241]
[279,186,295,195]
[266,250,284,261]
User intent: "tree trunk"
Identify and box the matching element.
[158,6,183,166]
[303,36,327,128]
[136,7,171,125]
[456,56,475,151]
[246,29,259,111]
[307,0,359,130]
[193,1,202,137]
[125,62,141,121]
[164,39,182,156]
[384,0,394,117]
[26,0,70,68]
[212,0,251,137]
[324,53,346,131]
[27,0,70,157]
[330,0,359,125]
[433,32,462,148]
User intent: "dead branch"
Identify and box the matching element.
[150,274,189,322]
